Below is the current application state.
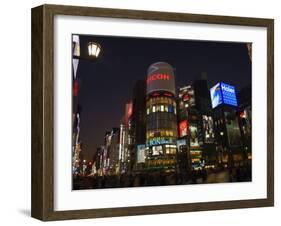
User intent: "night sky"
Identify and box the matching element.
[75,34,251,160]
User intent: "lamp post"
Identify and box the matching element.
[88,42,101,58]
[72,35,101,177]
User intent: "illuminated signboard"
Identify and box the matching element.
[124,102,133,124]
[210,83,222,108]
[210,82,238,108]
[137,145,146,163]
[224,111,242,146]
[221,83,238,106]
[146,62,176,95]
[147,73,170,84]
[179,120,188,137]
[190,124,199,148]
[176,139,187,150]
[202,115,215,143]
[152,145,163,155]
[148,137,174,146]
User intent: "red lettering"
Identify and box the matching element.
[146,73,171,84]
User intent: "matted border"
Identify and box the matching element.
[31,4,274,221]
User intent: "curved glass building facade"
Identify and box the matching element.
[145,62,178,170]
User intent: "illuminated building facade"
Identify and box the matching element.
[145,62,178,171]
[106,128,120,175]
[118,102,134,174]
[210,82,244,167]
[177,85,202,170]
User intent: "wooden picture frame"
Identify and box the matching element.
[31,4,274,221]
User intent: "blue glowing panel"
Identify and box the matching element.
[210,82,238,108]
[210,83,222,108]
[168,105,173,113]
[220,82,238,107]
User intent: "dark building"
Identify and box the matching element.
[193,73,212,115]
[210,82,244,167]
[237,84,252,162]
[131,80,147,171]
[132,80,147,144]
[93,146,105,176]
[193,75,216,165]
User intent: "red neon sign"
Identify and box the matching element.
[152,92,160,97]
[240,111,246,119]
[179,120,188,137]
[164,92,173,97]
[183,94,190,101]
[127,104,133,118]
[147,73,170,84]
[73,80,79,97]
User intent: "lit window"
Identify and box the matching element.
[152,106,156,112]
[168,105,173,113]
[147,108,150,115]
[156,105,160,112]
[161,105,164,112]
[165,105,168,112]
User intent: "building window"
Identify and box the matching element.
[168,105,173,113]
[152,106,156,113]
[160,105,164,112]
[147,108,150,115]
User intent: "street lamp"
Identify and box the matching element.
[72,36,101,177]
[88,42,101,58]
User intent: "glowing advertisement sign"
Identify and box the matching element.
[224,111,242,146]
[147,62,176,95]
[210,82,238,108]
[137,145,146,163]
[124,102,133,124]
[210,83,222,108]
[202,115,215,143]
[176,139,187,149]
[190,124,200,148]
[148,137,174,146]
[152,145,163,155]
[179,120,188,137]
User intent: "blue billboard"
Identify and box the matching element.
[210,82,237,108]
[210,83,223,108]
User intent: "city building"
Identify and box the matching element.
[177,85,202,170]
[193,75,216,166]
[72,110,83,176]
[145,62,178,171]
[93,145,106,176]
[131,80,147,171]
[107,128,120,175]
[118,102,133,174]
[238,84,252,162]
[210,82,244,167]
